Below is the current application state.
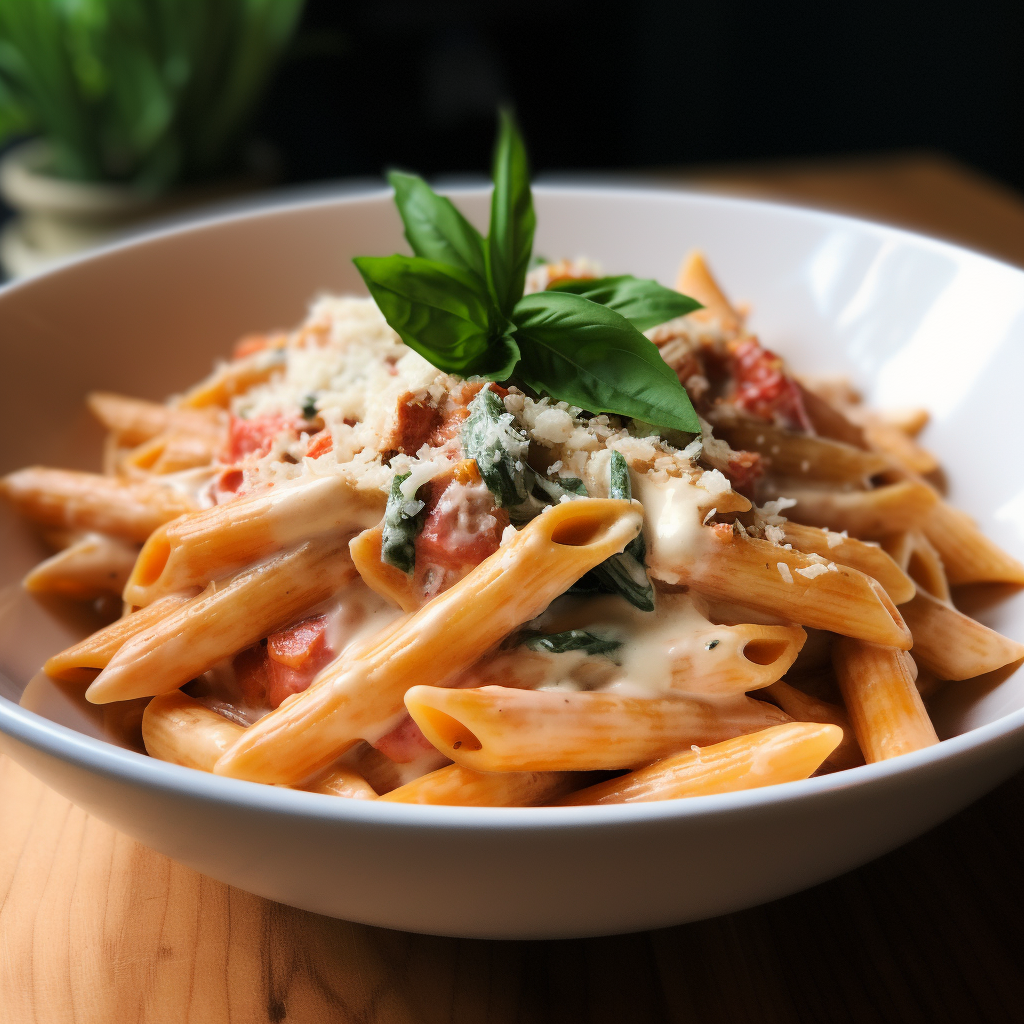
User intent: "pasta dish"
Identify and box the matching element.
[4,117,1023,809]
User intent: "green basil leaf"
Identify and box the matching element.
[551,275,703,331]
[609,449,631,501]
[589,551,656,612]
[461,388,529,507]
[388,171,487,284]
[487,109,536,316]
[381,472,424,575]
[354,254,519,379]
[512,291,700,434]
[524,629,622,657]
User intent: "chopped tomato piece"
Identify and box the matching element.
[415,471,508,574]
[233,644,269,706]
[427,382,510,448]
[381,391,442,459]
[264,615,334,709]
[223,412,300,462]
[372,714,437,763]
[728,338,812,433]
[306,430,334,458]
[725,449,764,498]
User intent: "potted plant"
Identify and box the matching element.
[0,0,304,277]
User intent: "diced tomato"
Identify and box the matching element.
[232,334,272,359]
[415,466,508,575]
[728,338,812,433]
[381,391,442,459]
[233,644,270,706]
[306,430,334,459]
[372,714,436,763]
[264,615,334,709]
[223,412,301,462]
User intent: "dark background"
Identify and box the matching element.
[256,0,1024,191]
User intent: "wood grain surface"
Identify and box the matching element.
[3,154,1024,1024]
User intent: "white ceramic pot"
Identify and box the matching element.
[0,187,1022,938]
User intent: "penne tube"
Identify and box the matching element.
[120,430,221,475]
[763,679,864,771]
[213,499,645,785]
[913,661,943,700]
[900,590,1024,680]
[142,692,375,798]
[903,530,950,602]
[675,250,742,332]
[87,536,358,703]
[774,480,938,538]
[781,522,915,603]
[857,415,938,475]
[554,722,841,805]
[832,638,938,762]
[380,764,578,806]
[403,685,792,772]
[649,527,912,648]
[709,415,890,483]
[794,382,868,448]
[177,347,286,409]
[921,500,1024,586]
[87,391,223,446]
[23,532,139,600]
[1,467,197,543]
[124,474,384,606]
[44,594,192,684]
[349,524,419,612]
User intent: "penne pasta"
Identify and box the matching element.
[212,499,645,785]
[649,526,912,648]
[771,480,938,537]
[124,474,384,606]
[709,414,890,484]
[900,590,1024,680]
[120,430,221,475]
[794,382,868,449]
[1,467,197,543]
[832,638,938,762]
[675,250,742,332]
[781,522,915,603]
[922,499,1024,586]
[142,692,375,798]
[87,536,358,703]
[23,532,139,600]
[554,722,841,805]
[403,684,792,772]
[87,391,223,446]
[348,524,420,612]
[44,594,192,684]
[380,764,578,806]
[177,347,287,409]
[763,679,864,771]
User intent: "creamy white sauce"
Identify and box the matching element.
[633,473,717,576]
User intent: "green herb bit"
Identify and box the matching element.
[461,388,529,507]
[301,395,318,420]
[609,449,648,564]
[550,275,703,332]
[524,629,622,657]
[588,551,655,612]
[381,472,425,575]
[706,639,720,650]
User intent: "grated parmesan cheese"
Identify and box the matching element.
[777,562,794,584]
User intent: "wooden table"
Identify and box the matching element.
[4,153,1024,1024]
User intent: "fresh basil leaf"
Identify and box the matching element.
[388,171,488,284]
[354,254,519,379]
[589,550,656,612]
[550,275,703,331]
[381,472,424,575]
[557,476,588,496]
[461,388,529,507]
[524,629,621,657]
[609,449,631,501]
[512,291,700,434]
[487,109,536,316]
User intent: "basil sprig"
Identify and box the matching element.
[354,111,701,434]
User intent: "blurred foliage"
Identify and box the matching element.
[0,0,304,188]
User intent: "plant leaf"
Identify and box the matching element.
[512,291,700,433]
[461,388,529,507]
[524,629,622,657]
[382,472,424,575]
[354,254,519,379]
[487,108,535,316]
[388,170,487,283]
[550,275,703,331]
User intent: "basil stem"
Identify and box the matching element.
[381,472,424,575]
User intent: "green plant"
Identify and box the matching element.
[0,0,304,188]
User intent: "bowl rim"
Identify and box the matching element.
[2,182,1024,830]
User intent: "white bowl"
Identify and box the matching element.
[1,187,1023,939]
